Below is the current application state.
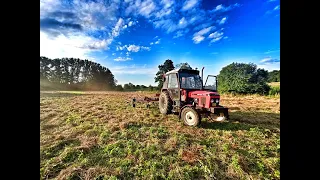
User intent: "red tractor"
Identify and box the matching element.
[158,67,229,126]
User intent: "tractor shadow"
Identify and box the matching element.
[200,111,280,131]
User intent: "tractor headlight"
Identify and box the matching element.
[210,99,214,103]
[216,99,219,104]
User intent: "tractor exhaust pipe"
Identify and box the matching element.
[201,67,204,90]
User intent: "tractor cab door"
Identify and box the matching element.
[204,75,218,92]
[167,73,180,109]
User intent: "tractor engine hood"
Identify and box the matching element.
[188,91,220,97]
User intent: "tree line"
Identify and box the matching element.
[40,56,279,94]
[40,56,116,90]
[40,56,157,91]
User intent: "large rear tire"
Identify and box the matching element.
[159,91,173,114]
[181,107,200,126]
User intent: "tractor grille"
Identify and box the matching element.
[201,97,206,106]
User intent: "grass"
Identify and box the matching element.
[268,82,280,87]
[40,91,280,179]
[268,82,280,96]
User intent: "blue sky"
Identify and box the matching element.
[40,0,280,86]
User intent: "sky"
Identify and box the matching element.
[40,0,280,86]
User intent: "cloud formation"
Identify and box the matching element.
[40,0,241,59]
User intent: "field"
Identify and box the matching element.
[268,82,280,87]
[40,91,280,180]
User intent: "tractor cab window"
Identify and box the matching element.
[179,73,202,89]
[168,74,178,88]
[204,75,217,91]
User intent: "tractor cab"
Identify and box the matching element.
[159,67,229,126]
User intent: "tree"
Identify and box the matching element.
[123,83,130,90]
[115,85,124,91]
[140,85,147,89]
[155,59,175,89]
[40,56,117,91]
[148,85,154,91]
[268,70,280,82]
[218,63,270,94]
[176,62,192,70]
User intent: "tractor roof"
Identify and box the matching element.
[165,68,199,75]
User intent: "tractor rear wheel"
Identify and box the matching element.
[181,107,200,126]
[159,91,173,114]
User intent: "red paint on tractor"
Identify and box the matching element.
[187,91,221,108]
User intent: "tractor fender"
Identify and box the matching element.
[179,104,194,119]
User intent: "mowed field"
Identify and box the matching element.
[40,91,280,180]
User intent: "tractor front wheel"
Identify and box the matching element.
[159,91,173,114]
[181,107,200,126]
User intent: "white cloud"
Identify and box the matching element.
[116,45,126,51]
[192,26,214,44]
[194,26,214,36]
[40,31,108,59]
[155,39,160,44]
[123,25,128,29]
[208,30,224,43]
[258,57,280,71]
[173,30,184,38]
[192,36,205,44]
[126,0,156,18]
[114,57,132,61]
[215,4,223,11]
[181,0,199,11]
[139,0,156,17]
[150,38,160,45]
[274,5,280,10]
[155,8,172,18]
[126,52,130,56]
[178,17,188,28]
[127,45,148,52]
[267,0,277,2]
[112,53,116,56]
[153,19,178,33]
[72,0,119,31]
[211,3,240,13]
[208,31,223,39]
[218,17,227,25]
[161,0,174,9]
[112,18,124,37]
[81,39,112,50]
[210,37,222,43]
[128,21,133,27]
[260,57,280,64]
[117,44,151,52]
